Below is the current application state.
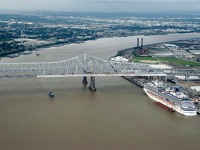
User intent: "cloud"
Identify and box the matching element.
[82,0,199,3]
[79,0,199,12]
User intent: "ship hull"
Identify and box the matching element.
[144,88,197,116]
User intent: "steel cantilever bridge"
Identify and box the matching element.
[0,53,166,91]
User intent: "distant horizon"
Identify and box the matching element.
[0,9,200,16]
[0,0,199,14]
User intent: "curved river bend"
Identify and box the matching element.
[0,33,200,150]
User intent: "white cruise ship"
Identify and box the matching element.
[143,80,197,116]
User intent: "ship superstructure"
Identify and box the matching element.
[143,80,197,116]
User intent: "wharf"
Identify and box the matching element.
[122,76,200,115]
[122,76,145,88]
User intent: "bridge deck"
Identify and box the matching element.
[37,73,167,78]
[0,54,166,78]
[0,54,199,78]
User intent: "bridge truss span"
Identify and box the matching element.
[0,53,166,78]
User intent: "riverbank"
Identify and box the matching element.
[1,33,200,63]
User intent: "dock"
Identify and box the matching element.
[122,76,145,88]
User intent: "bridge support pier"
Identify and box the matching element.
[89,76,96,92]
[185,75,190,81]
[164,76,167,82]
[159,76,167,82]
[82,76,88,84]
[148,76,153,81]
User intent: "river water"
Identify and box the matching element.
[0,33,200,150]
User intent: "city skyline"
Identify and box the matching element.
[0,0,199,13]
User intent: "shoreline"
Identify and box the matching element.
[0,33,175,57]
[1,32,200,61]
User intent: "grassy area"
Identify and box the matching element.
[134,56,158,61]
[157,57,200,66]
[133,56,200,67]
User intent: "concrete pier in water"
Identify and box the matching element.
[82,76,88,84]
[89,76,96,91]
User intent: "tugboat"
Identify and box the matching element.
[48,91,54,98]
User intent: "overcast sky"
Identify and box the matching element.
[0,0,199,12]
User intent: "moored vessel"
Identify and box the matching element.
[143,80,197,116]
